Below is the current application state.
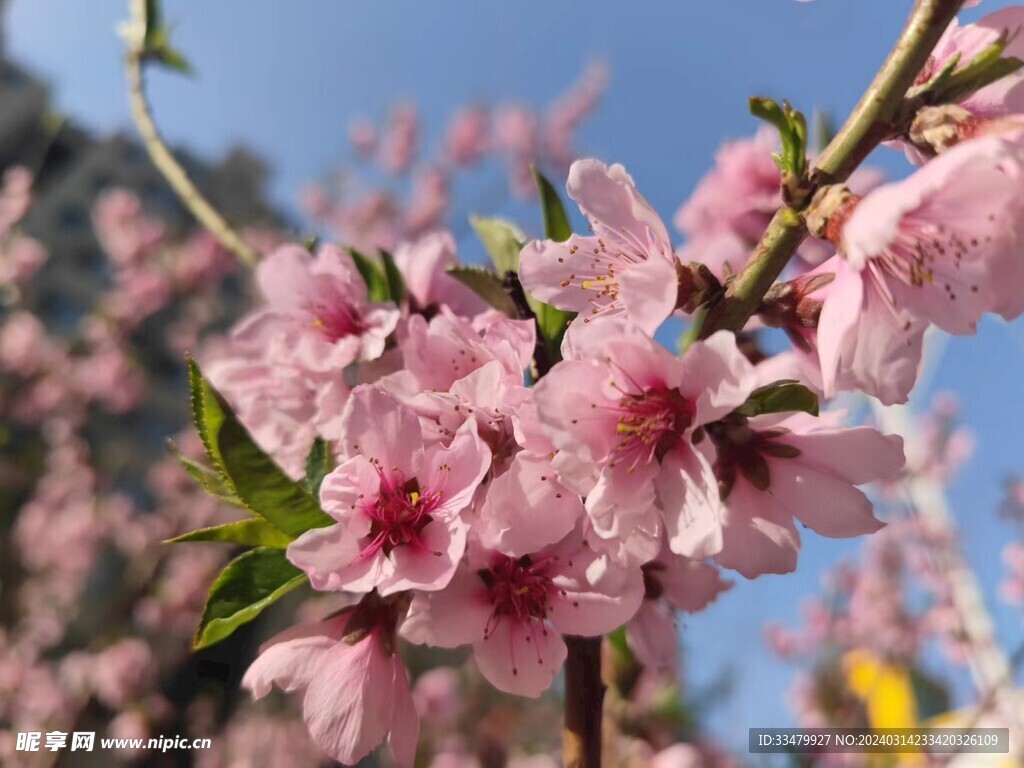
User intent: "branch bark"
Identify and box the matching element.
[563,636,604,768]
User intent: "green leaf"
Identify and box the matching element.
[194,548,306,649]
[188,358,335,537]
[169,441,243,507]
[304,438,332,496]
[735,379,819,419]
[445,266,519,318]
[380,251,407,306]
[152,43,193,74]
[532,168,572,242]
[143,0,164,47]
[749,97,808,180]
[348,249,390,303]
[168,519,293,548]
[469,215,526,274]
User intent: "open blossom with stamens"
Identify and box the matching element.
[242,596,418,768]
[813,137,1024,404]
[287,386,490,595]
[519,159,681,336]
[533,321,756,567]
[401,531,643,697]
[690,411,905,578]
[233,243,400,375]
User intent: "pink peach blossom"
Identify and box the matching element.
[519,159,681,336]
[287,386,490,595]
[703,411,904,578]
[234,243,400,375]
[243,604,418,768]
[402,532,643,697]
[533,321,756,566]
[818,137,1024,403]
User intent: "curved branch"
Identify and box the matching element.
[123,1,258,267]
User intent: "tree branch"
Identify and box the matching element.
[563,636,604,768]
[700,0,964,337]
[123,0,258,268]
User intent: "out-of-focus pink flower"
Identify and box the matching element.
[520,159,681,337]
[534,322,755,567]
[816,137,1024,404]
[287,386,490,595]
[0,166,33,234]
[999,475,1024,524]
[392,232,489,318]
[379,103,420,175]
[243,602,418,768]
[543,61,608,171]
[412,667,461,730]
[92,189,165,268]
[675,128,782,246]
[349,116,378,158]
[402,531,643,698]
[404,167,451,237]
[91,639,155,710]
[443,105,490,166]
[493,105,539,198]
[1001,542,1024,606]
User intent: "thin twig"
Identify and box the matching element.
[123,0,258,267]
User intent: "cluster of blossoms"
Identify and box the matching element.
[0,181,289,761]
[303,62,607,254]
[182,5,1024,765]
[212,153,912,764]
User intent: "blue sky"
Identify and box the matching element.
[8,0,1024,754]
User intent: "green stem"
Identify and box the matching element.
[124,0,258,268]
[700,0,964,337]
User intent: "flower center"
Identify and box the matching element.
[308,299,365,342]
[613,387,695,468]
[705,417,801,500]
[479,554,554,632]
[359,466,441,558]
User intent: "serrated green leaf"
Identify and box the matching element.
[194,548,305,649]
[446,266,519,318]
[168,519,293,548]
[304,438,332,496]
[735,379,819,419]
[188,358,334,536]
[379,250,406,306]
[169,441,243,507]
[532,168,572,242]
[348,249,390,302]
[469,215,526,274]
